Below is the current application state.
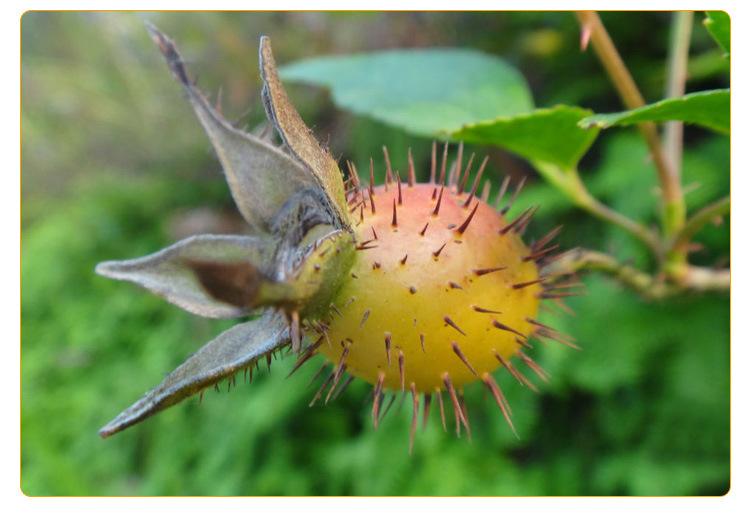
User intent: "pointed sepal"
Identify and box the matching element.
[95,234,275,319]
[98,309,289,438]
[146,22,317,235]
[259,36,350,229]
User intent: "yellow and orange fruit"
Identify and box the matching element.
[295,145,578,448]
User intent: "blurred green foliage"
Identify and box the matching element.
[279,47,535,134]
[21,11,729,496]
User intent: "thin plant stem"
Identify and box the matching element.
[663,11,694,180]
[532,160,661,255]
[544,248,670,300]
[582,193,661,255]
[544,248,729,300]
[576,11,684,237]
[670,195,730,255]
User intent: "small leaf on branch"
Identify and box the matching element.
[578,89,730,135]
[703,11,730,56]
[450,105,600,169]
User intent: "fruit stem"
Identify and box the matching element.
[544,248,729,300]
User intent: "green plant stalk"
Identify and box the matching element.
[532,163,729,296]
[661,11,694,275]
[545,248,729,300]
[669,195,730,256]
[544,248,670,300]
[664,11,694,179]
[575,11,685,239]
[533,160,660,254]
[683,265,730,292]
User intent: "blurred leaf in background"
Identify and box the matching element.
[21,11,729,496]
[279,48,535,136]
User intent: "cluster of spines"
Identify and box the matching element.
[342,143,552,244]
[290,144,585,451]
[342,141,584,299]
[195,346,283,405]
[295,316,577,452]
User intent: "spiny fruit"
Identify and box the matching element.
[323,174,541,396]
[300,147,575,446]
[95,24,581,448]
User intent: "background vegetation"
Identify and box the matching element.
[21,11,729,496]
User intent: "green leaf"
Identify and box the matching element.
[704,11,730,55]
[450,105,600,169]
[579,89,730,134]
[279,48,534,137]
